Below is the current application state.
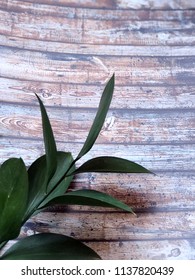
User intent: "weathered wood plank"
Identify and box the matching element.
[1,47,195,84]
[116,0,195,10]
[1,33,195,56]
[21,170,191,212]
[1,34,195,57]
[1,1,195,21]
[1,238,195,259]
[88,239,195,259]
[0,9,195,46]
[0,138,194,172]
[1,0,194,54]
[1,103,194,145]
[22,211,195,241]
[0,34,195,57]
[0,134,194,211]
[1,9,193,32]
[68,172,195,212]
[2,0,194,10]
[0,77,194,109]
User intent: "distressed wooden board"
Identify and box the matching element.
[0,138,194,172]
[1,1,195,22]
[0,78,195,109]
[1,9,195,47]
[1,47,195,85]
[1,44,195,70]
[1,33,195,55]
[2,0,194,10]
[22,211,195,241]
[88,239,195,260]
[1,238,195,259]
[1,103,194,145]
[0,136,195,210]
[68,172,195,212]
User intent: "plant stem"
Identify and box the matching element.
[22,155,77,225]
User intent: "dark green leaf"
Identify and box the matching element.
[0,241,7,251]
[76,74,115,161]
[47,151,74,193]
[40,189,134,214]
[35,94,57,186]
[72,156,152,175]
[24,155,47,220]
[0,158,28,243]
[38,151,75,208]
[26,94,59,218]
[0,233,101,260]
[25,152,75,218]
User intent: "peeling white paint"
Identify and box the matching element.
[92,56,109,73]
[104,116,116,130]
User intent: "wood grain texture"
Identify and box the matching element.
[0,78,194,109]
[2,0,194,10]
[22,211,195,241]
[2,238,195,259]
[0,0,195,259]
[1,103,194,145]
[1,138,194,172]
[88,239,195,259]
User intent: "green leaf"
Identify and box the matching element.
[0,158,28,243]
[25,95,59,219]
[39,189,134,214]
[72,156,152,175]
[76,74,115,161]
[24,155,47,220]
[38,151,75,208]
[25,152,75,218]
[0,233,101,260]
[35,94,57,186]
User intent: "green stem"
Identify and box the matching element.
[22,155,77,225]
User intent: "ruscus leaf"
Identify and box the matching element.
[71,156,152,175]
[76,74,115,161]
[39,189,134,214]
[0,158,28,243]
[24,155,47,220]
[25,152,75,218]
[38,151,75,208]
[0,233,101,260]
[35,94,57,186]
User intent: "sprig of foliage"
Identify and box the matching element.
[0,74,152,259]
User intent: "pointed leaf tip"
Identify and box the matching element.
[72,156,152,175]
[35,94,57,185]
[76,74,115,161]
[39,189,134,214]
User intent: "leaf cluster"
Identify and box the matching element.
[0,75,152,259]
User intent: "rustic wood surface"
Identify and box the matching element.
[0,0,195,259]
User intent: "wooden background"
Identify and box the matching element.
[0,0,195,259]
